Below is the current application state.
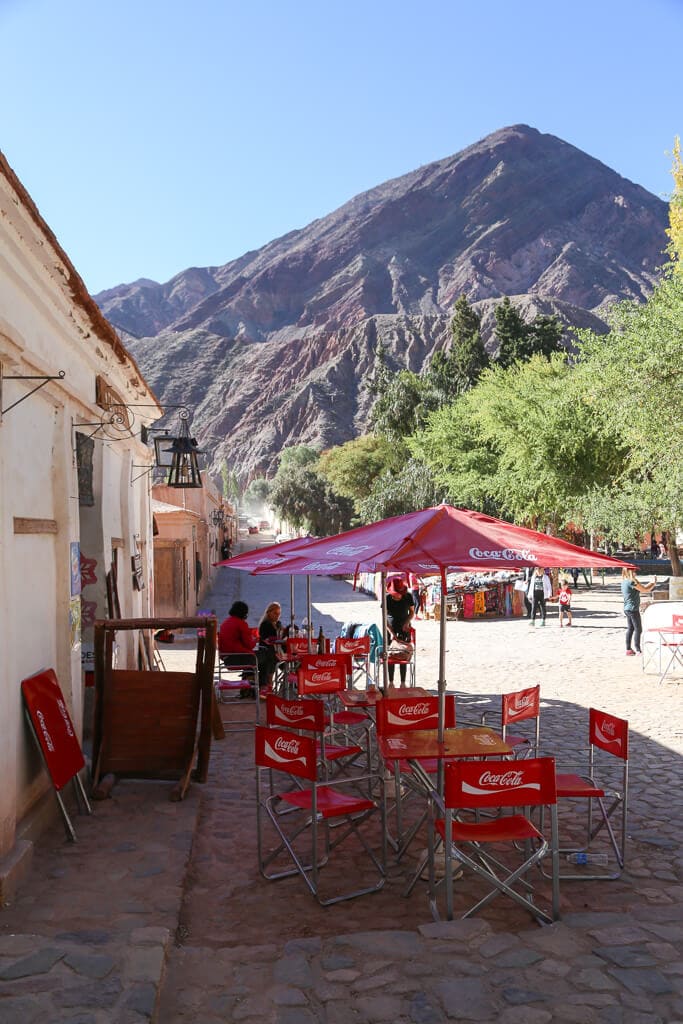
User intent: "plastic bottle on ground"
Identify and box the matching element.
[566,851,608,865]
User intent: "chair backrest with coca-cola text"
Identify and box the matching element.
[444,756,557,811]
[265,695,325,734]
[286,636,310,659]
[589,708,629,761]
[376,694,455,736]
[672,613,683,630]
[501,684,540,726]
[255,725,317,781]
[297,654,347,696]
[334,636,370,683]
[335,636,371,658]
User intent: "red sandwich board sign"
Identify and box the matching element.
[21,668,91,840]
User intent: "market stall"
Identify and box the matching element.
[423,571,526,620]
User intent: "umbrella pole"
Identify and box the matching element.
[437,569,447,793]
[381,571,389,691]
[307,576,312,652]
[290,575,295,632]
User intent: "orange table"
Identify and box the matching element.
[338,685,429,709]
[377,726,512,762]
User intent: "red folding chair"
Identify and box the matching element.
[429,757,560,924]
[376,694,456,858]
[214,651,260,733]
[255,724,386,904]
[481,684,541,758]
[548,707,629,880]
[387,626,417,686]
[296,656,370,781]
[281,636,311,694]
[335,635,372,690]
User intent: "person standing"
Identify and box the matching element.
[526,566,552,627]
[386,579,414,684]
[557,578,573,628]
[408,571,423,619]
[621,568,657,656]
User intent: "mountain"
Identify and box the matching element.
[96,125,669,482]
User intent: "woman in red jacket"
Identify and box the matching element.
[218,601,258,695]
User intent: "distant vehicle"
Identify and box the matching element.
[248,524,259,534]
[259,520,270,531]
[276,533,295,544]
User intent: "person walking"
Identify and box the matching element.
[526,566,552,627]
[621,567,657,656]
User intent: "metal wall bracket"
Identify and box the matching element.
[1,366,66,417]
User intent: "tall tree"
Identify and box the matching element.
[494,297,562,367]
[429,295,489,399]
[494,297,529,368]
[318,435,398,504]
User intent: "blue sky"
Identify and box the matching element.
[1,0,681,295]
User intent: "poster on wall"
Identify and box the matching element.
[70,542,81,596]
[69,597,82,650]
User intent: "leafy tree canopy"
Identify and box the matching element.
[357,459,444,524]
[317,435,400,504]
[269,465,353,536]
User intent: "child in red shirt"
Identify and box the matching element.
[558,580,573,627]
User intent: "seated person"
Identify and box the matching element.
[218,601,258,695]
[386,579,414,685]
[257,601,286,690]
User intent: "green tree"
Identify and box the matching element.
[368,366,434,442]
[243,477,271,508]
[269,466,353,535]
[494,297,529,368]
[317,435,398,504]
[414,354,624,526]
[494,298,562,367]
[429,294,489,398]
[276,445,321,475]
[358,459,443,523]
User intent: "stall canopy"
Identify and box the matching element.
[249,505,632,752]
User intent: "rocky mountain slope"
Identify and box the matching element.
[96,124,669,482]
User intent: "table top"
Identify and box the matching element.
[651,626,683,636]
[338,686,430,708]
[377,726,512,760]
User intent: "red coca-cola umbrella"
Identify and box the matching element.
[213,536,319,639]
[251,505,631,744]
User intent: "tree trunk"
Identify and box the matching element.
[666,530,682,576]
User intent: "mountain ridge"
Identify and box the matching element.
[96,124,669,481]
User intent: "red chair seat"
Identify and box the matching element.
[279,786,376,819]
[556,772,605,799]
[316,741,362,762]
[217,679,250,691]
[331,710,367,726]
[436,813,544,845]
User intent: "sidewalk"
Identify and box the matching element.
[0,548,681,1022]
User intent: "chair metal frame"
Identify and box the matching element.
[215,652,260,733]
[386,626,417,687]
[296,655,372,783]
[335,635,373,690]
[429,756,560,925]
[376,694,456,858]
[545,707,629,881]
[255,724,386,905]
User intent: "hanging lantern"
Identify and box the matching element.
[164,414,204,488]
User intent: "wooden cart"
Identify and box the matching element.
[93,616,216,800]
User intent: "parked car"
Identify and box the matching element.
[259,520,270,531]
[248,524,258,534]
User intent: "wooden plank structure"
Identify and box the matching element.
[93,616,217,801]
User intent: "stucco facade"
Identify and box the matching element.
[0,151,161,889]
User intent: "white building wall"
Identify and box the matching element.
[0,153,160,867]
